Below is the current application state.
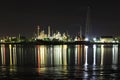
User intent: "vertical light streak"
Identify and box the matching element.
[37,45,41,68]
[114,45,118,65]
[100,45,104,66]
[112,45,118,65]
[59,45,62,65]
[1,44,4,65]
[3,45,6,65]
[68,47,71,65]
[18,46,23,65]
[75,45,78,65]
[17,45,24,65]
[93,44,96,65]
[37,45,41,74]
[63,45,67,65]
[78,45,82,65]
[54,46,57,65]
[50,46,53,65]
[9,44,13,65]
[1,44,6,65]
[53,46,56,65]
[40,46,45,65]
[13,45,17,65]
[44,46,47,65]
[112,45,115,65]
[54,45,62,65]
[84,45,88,66]
[34,45,37,65]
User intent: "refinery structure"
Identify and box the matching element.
[0,6,90,43]
[0,6,120,44]
[0,24,119,44]
[0,21,90,43]
[34,6,91,42]
[36,25,72,42]
[0,25,85,43]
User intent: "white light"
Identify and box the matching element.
[112,41,115,43]
[85,37,89,41]
[93,38,96,42]
[84,45,88,66]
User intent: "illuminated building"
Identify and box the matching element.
[37,30,47,40]
[55,32,61,40]
[100,36,114,42]
[62,33,68,41]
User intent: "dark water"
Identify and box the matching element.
[0,44,120,79]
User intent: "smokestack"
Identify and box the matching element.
[37,25,40,37]
[48,25,50,37]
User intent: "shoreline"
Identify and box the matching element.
[0,41,119,45]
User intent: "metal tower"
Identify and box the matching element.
[48,26,50,37]
[37,25,40,37]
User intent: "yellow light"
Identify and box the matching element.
[40,46,45,65]
[1,44,6,65]
[54,45,62,65]
[100,45,104,66]
[9,44,13,65]
[13,45,17,65]
[63,45,67,65]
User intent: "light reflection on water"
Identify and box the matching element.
[0,44,120,79]
[93,44,96,66]
[100,45,104,66]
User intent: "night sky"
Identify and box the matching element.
[0,0,120,38]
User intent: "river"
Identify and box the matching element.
[0,44,120,79]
